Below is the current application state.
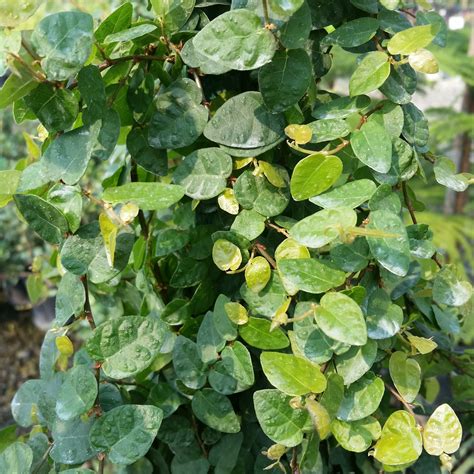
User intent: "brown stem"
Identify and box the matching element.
[402,182,418,225]
[191,414,208,458]
[261,0,270,26]
[385,382,420,422]
[266,221,290,237]
[255,243,277,269]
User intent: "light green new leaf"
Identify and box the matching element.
[31,12,94,80]
[261,352,327,396]
[245,256,271,293]
[192,389,240,433]
[349,52,390,96]
[193,10,276,71]
[0,169,21,207]
[151,0,195,34]
[289,207,357,248]
[278,258,346,294]
[331,417,381,453]
[14,194,69,244]
[104,24,157,44]
[373,411,422,466]
[259,48,312,112]
[315,292,367,346]
[55,365,97,421]
[323,18,379,47]
[389,351,421,403]
[434,157,472,192]
[212,239,242,272]
[366,210,410,277]
[254,389,310,447]
[239,317,289,350]
[102,182,185,210]
[310,179,376,209]
[432,265,472,307]
[351,121,392,173]
[86,317,165,378]
[0,0,40,27]
[94,3,133,43]
[387,24,437,55]
[204,92,285,149]
[54,272,85,327]
[0,442,33,473]
[423,404,462,456]
[173,148,232,200]
[290,154,343,201]
[408,49,439,74]
[406,334,437,354]
[90,405,163,465]
[337,372,384,421]
[335,340,377,385]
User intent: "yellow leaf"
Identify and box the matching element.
[56,335,74,357]
[99,212,118,267]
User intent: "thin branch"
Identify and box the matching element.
[32,444,53,474]
[261,0,270,26]
[191,414,208,458]
[402,182,418,225]
[266,221,290,237]
[255,243,277,269]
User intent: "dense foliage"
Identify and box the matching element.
[0,0,473,473]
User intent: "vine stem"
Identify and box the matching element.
[255,243,277,269]
[266,221,290,237]
[384,382,423,425]
[191,414,208,458]
[32,444,53,474]
[261,0,270,26]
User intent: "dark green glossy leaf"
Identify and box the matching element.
[239,317,289,350]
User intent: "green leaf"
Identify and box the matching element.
[192,389,240,433]
[387,25,437,55]
[173,148,232,200]
[204,92,285,149]
[323,18,379,47]
[231,209,266,241]
[331,417,381,453]
[212,239,242,272]
[402,103,429,151]
[245,256,271,293]
[173,336,207,389]
[90,405,163,465]
[240,271,288,317]
[373,411,422,466]
[408,49,439,74]
[86,316,165,378]
[94,3,133,43]
[406,334,437,355]
[260,352,327,396]
[209,341,254,394]
[337,372,384,421]
[193,10,276,71]
[50,416,97,464]
[11,379,45,427]
[423,404,462,456]
[55,365,97,421]
[149,79,208,149]
[54,272,85,327]
[258,48,312,112]
[14,194,68,244]
[239,317,289,350]
[0,0,40,27]
[432,265,472,307]
[349,52,390,96]
[270,0,304,16]
[77,65,107,124]
[313,95,371,120]
[233,171,290,217]
[379,64,417,105]
[307,119,351,143]
[104,23,157,44]
[48,184,83,233]
[151,0,195,34]
[0,169,21,207]
[290,154,343,201]
[434,157,472,192]
[102,182,185,210]
[253,389,310,447]
[335,340,378,385]
[389,351,421,403]
[289,207,357,248]
[25,83,78,132]
[278,258,346,294]
[0,71,38,110]
[0,442,33,473]
[315,292,367,346]
[351,121,392,173]
[310,179,376,209]
[40,123,101,185]
[366,210,410,277]
[31,12,94,80]
[366,289,403,339]
[278,1,312,49]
